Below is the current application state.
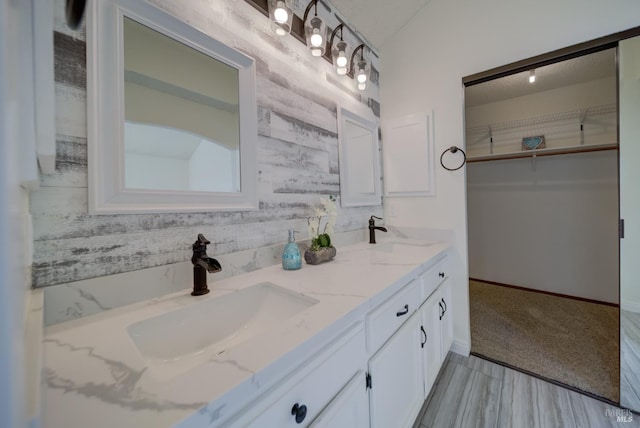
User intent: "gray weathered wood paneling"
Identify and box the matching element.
[32,0,382,288]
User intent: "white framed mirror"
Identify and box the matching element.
[87,0,257,214]
[337,107,381,207]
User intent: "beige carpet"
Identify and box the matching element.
[470,280,619,402]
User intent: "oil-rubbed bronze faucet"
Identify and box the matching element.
[369,215,387,244]
[191,234,221,296]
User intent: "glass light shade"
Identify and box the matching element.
[358,81,367,90]
[269,0,293,36]
[529,70,536,83]
[355,59,369,84]
[333,40,349,74]
[305,16,326,56]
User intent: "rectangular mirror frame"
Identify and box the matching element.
[337,107,382,207]
[87,0,257,214]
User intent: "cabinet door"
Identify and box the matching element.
[420,290,442,398]
[368,311,424,428]
[439,279,453,360]
[309,371,369,428]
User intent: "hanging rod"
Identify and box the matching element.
[466,142,618,163]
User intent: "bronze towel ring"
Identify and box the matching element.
[440,146,467,171]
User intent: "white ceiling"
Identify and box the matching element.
[329,0,432,50]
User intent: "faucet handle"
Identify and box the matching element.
[193,233,210,249]
[370,215,383,221]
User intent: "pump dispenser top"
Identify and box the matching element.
[282,229,302,270]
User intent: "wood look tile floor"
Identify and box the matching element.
[413,353,639,428]
[622,310,640,411]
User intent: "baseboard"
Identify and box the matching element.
[450,339,470,357]
[470,278,619,307]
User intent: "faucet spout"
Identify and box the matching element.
[191,234,222,296]
[195,256,221,273]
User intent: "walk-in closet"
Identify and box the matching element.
[464,47,620,402]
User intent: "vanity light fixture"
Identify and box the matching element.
[529,69,536,83]
[268,0,293,36]
[350,44,369,91]
[303,0,326,57]
[329,24,349,75]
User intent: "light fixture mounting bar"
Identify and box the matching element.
[348,43,365,78]
[302,0,319,23]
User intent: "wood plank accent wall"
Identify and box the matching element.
[31,0,382,288]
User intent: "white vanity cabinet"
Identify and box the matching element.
[366,254,451,428]
[419,264,453,398]
[223,252,453,428]
[367,310,424,428]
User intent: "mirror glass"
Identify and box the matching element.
[88,0,257,214]
[337,107,381,207]
[123,17,240,193]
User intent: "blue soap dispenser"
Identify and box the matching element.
[282,229,302,270]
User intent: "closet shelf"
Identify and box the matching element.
[466,104,616,135]
[466,142,618,163]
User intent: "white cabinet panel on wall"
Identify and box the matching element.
[382,111,435,196]
[368,311,424,428]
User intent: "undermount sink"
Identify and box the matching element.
[126,282,318,380]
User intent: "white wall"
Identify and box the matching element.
[0,1,39,426]
[467,151,619,303]
[380,0,640,353]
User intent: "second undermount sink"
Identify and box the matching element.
[127,282,318,380]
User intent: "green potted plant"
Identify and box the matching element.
[305,195,337,265]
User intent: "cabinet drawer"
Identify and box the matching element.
[366,278,421,352]
[421,256,447,301]
[243,323,366,427]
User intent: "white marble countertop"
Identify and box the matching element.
[43,228,451,428]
